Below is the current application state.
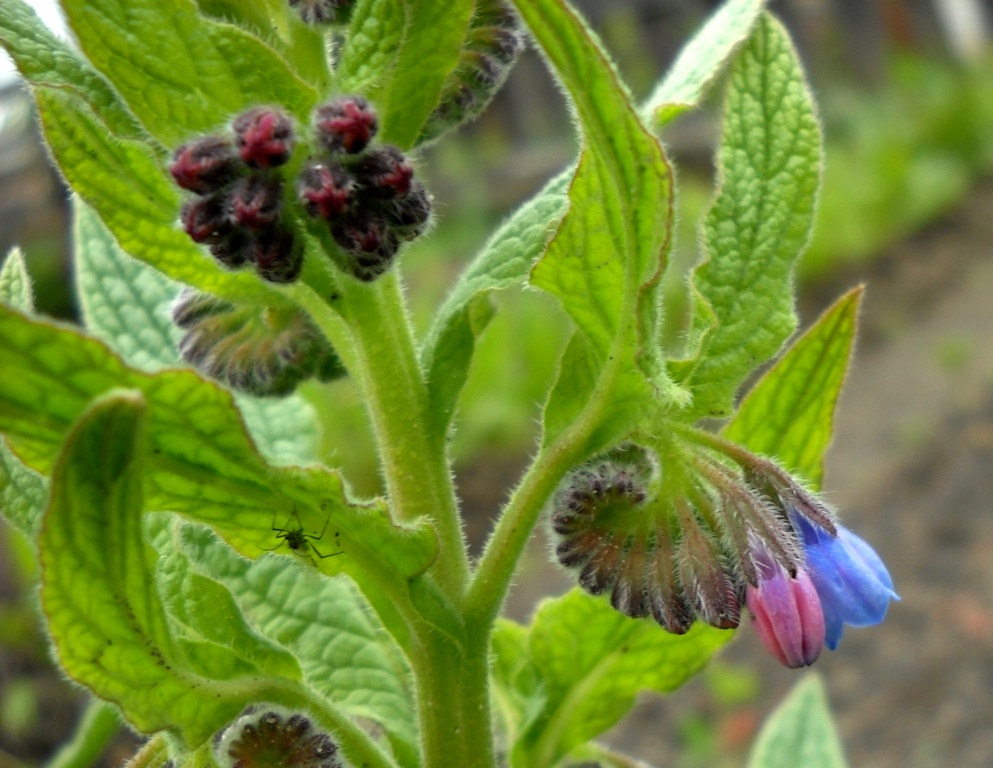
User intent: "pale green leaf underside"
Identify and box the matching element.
[1,248,35,312]
[0,439,48,536]
[0,248,46,535]
[73,202,320,466]
[747,675,848,768]
[673,13,822,419]
[0,0,145,139]
[643,0,766,125]
[190,527,420,766]
[150,519,304,684]
[518,589,731,767]
[723,288,861,490]
[0,306,437,585]
[60,0,318,146]
[40,393,248,745]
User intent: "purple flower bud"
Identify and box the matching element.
[746,544,825,668]
[232,107,295,169]
[314,97,378,154]
[353,145,414,199]
[791,515,898,650]
[170,135,241,194]
[298,162,354,220]
[181,194,232,244]
[253,228,303,284]
[217,705,343,768]
[228,176,283,230]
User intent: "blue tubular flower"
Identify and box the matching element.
[792,515,899,650]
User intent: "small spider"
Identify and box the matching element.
[262,507,343,562]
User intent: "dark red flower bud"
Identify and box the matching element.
[383,181,432,240]
[353,145,413,199]
[314,96,378,154]
[181,194,232,244]
[331,215,396,258]
[209,230,253,269]
[232,107,295,169]
[253,228,303,284]
[298,162,353,220]
[466,24,525,65]
[170,135,241,194]
[228,176,284,230]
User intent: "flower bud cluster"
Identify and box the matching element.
[300,96,432,282]
[170,98,431,284]
[419,0,526,143]
[549,434,897,668]
[172,288,345,397]
[215,706,342,768]
[172,107,302,283]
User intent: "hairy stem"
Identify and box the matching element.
[296,265,470,596]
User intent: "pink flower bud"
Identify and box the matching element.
[232,107,295,169]
[228,176,283,230]
[314,97,378,155]
[169,135,241,194]
[298,162,354,220]
[746,546,825,668]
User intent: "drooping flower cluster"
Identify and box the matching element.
[419,0,526,143]
[169,98,431,284]
[216,706,342,768]
[549,436,897,668]
[171,288,345,397]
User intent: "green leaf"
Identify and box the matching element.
[39,392,249,745]
[194,0,330,92]
[377,0,475,148]
[1,247,34,312]
[0,0,145,139]
[60,0,318,146]
[672,13,822,419]
[422,173,569,441]
[0,254,47,536]
[338,0,408,97]
[723,288,862,490]
[36,89,287,308]
[0,439,47,536]
[74,201,320,466]
[643,0,766,126]
[747,675,848,768]
[0,306,437,588]
[491,619,546,747]
[183,526,420,767]
[515,0,678,452]
[75,203,183,372]
[516,588,730,768]
[150,520,304,684]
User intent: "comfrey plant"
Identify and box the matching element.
[0,0,897,766]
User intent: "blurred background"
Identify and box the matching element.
[3,0,993,766]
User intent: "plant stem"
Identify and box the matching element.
[46,698,120,768]
[463,436,584,628]
[296,266,470,597]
